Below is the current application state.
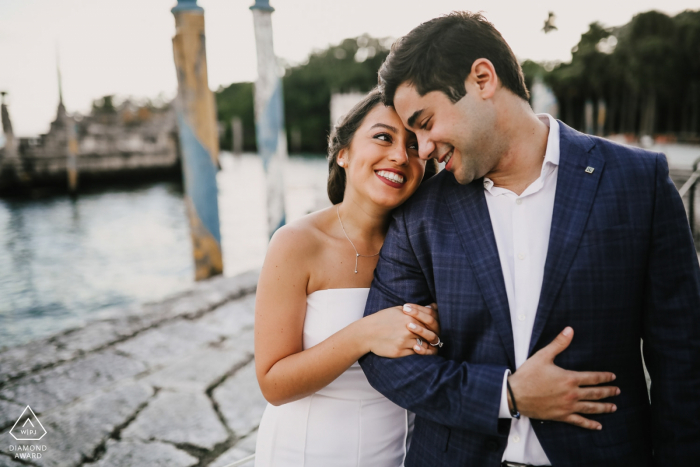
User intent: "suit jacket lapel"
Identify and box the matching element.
[446,177,516,369]
[528,122,605,355]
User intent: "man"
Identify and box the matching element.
[360,11,700,466]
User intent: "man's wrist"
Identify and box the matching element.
[506,375,521,419]
[507,382,513,412]
[498,369,512,419]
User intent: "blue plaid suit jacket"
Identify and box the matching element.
[360,122,700,466]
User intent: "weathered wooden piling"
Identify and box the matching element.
[171,0,224,280]
[0,92,27,186]
[232,116,244,155]
[57,56,79,194]
[251,0,287,237]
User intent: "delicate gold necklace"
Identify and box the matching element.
[336,205,380,274]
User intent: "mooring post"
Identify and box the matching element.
[231,116,243,156]
[66,116,79,194]
[56,52,78,194]
[250,0,287,237]
[171,0,224,280]
[691,158,700,242]
[0,92,27,186]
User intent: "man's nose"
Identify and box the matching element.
[417,134,436,160]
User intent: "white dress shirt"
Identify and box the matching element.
[485,114,560,465]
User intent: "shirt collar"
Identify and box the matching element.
[483,113,560,194]
[539,113,560,168]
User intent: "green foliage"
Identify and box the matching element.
[520,60,546,102]
[215,35,391,154]
[92,95,117,114]
[530,10,700,137]
[215,82,256,152]
[215,11,700,148]
[283,35,390,153]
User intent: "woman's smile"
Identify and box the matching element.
[375,169,406,187]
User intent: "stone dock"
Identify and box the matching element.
[0,270,262,467]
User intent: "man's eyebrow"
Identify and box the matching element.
[407,109,424,128]
[370,123,398,132]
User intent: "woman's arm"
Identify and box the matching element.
[254,225,439,406]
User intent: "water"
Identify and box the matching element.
[0,153,329,349]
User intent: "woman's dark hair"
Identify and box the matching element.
[327,88,437,205]
[379,11,529,105]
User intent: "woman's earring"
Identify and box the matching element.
[338,160,345,167]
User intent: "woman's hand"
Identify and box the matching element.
[402,302,440,336]
[363,302,441,358]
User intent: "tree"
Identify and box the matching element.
[215,82,256,152]
[214,35,391,154]
[283,35,390,153]
[526,9,699,139]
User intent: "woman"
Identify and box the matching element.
[254,89,440,466]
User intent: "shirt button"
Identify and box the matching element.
[512,435,521,443]
[518,253,525,260]
[515,199,522,205]
[518,314,526,321]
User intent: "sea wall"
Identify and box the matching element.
[0,270,262,467]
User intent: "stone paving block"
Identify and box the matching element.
[212,361,267,437]
[0,453,31,467]
[0,342,72,388]
[195,296,256,339]
[0,271,260,387]
[209,430,257,467]
[0,351,147,414]
[113,320,222,370]
[7,382,155,467]
[48,321,125,356]
[141,338,253,393]
[0,399,25,431]
[83,439,198,467]
[121,390,228,450]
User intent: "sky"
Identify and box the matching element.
[0,0,696,137]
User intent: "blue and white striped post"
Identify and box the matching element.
[250,0,287,237]
[171,0,224,280]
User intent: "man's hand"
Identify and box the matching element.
[508,327,620,430]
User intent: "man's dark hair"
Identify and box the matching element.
[379,12,529,105]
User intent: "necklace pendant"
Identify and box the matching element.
[356,253,360,257]
[354,270,358,274]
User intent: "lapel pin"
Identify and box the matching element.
[585,166,595,174]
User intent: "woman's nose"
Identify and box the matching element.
[388,145,409,165]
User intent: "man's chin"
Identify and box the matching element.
[451,169,476,185]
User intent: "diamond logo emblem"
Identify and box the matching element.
[9,406,47,441]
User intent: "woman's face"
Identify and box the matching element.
[338,104,427,210]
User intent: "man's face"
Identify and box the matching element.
[393,82,499,185]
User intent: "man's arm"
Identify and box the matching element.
[642,153,700,462]
[360,206,512,436]
[361,201,620,435]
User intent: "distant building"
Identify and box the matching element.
[330,92,366,128]
[13,96,180,192]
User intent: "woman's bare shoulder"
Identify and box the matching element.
[267,206,336,260]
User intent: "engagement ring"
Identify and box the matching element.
[430,337,443,348]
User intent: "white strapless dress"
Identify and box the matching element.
[255,288,414,466]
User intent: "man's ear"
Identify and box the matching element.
[466,58,498,99]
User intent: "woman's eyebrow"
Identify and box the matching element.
[369,123,398,133]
